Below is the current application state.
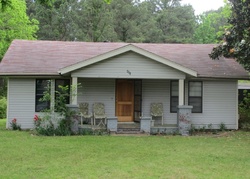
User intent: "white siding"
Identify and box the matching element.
[72,52,185,79]
[141,79,177,125]
[77,78,116,117]
[77,78,177,124]
[188,80,238,129]
[7,78,36,129]
[6,78,238,129]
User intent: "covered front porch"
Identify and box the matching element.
[68,77,192,135]
[60,46,197,134]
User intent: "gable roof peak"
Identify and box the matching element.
[59,43,197,77]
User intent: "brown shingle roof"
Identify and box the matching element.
[0,39,248,79]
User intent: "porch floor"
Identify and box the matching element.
[78,122,178,135]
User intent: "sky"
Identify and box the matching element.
[181,0,225,15]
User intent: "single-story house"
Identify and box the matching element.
[0,40,249,130]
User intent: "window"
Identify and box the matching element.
[170,81,179,113]
[35,79,70,112]
[35,79,51,112]
[188,81,202,113]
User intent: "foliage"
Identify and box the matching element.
[210,0,250,71]
[9,118,21,130]
[34,84,76,136]
[0,96,6,119]
[218,122,227,131]
[194,6,230,44]
[153,1,196,43]
[0,0,38,61]
[26,0,196,43]
[239,90,250,130]
[36,0,55,6]
[34,114,72,136]
[35,0,112,6]
[0,0,12,10]
[0,77,7,97]
[189,124,224,135]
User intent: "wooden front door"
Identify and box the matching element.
[116,80,134,122]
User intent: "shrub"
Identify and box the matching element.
[0,96,7,119]
[34,85,77,136]
[218,122,227,131]
[10,118,21,130]
[239,90,250,130]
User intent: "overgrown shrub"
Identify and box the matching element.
[239,90,250,130]
[34,85,78,136]
[0,96,7,119]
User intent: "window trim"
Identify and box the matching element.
[188,81,203,113]
[170,80,179,113]
[35,79,71,112]
[35,79,51,112]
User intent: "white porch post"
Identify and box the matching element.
[71,77,78,105]
[178,79,184,106]
[50,79,55,111]
[177,79,193,135]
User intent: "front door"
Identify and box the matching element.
[116,80,134,122]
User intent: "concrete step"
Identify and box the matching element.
[117,123,141,134]
[117,127,140,134]
[117,122,140,129]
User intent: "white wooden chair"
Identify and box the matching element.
[79,103,93,125]
[150,103,164,125]
[93,103,107,127]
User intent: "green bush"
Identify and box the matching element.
[239,90,250,130]
[10,118,21,131]
[0,97,7,119]
[34,85,76,136]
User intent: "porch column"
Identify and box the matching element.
[178,79,184,105]
[71,77,78,105]
[50,79,55,111]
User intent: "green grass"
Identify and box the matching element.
[0,119,250,179]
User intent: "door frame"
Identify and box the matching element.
[115,79,134,122]
[115,79,142,122]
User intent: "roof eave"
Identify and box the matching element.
[196,75,250,80]
[0,73,61,77]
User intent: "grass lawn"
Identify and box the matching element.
[0,119,250,179]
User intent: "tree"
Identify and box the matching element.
[27,0,77,41]
[150,0,196,43]
[110,0,143,42]
[25,0,197,43]
[194,6,230,44]
[1,0,112,9]
[0,0,38,60]
[135,1,163,43]
[0,0,11,10]
[209,0,250,71]
[74,0,114,42]
[26,0,113,42]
